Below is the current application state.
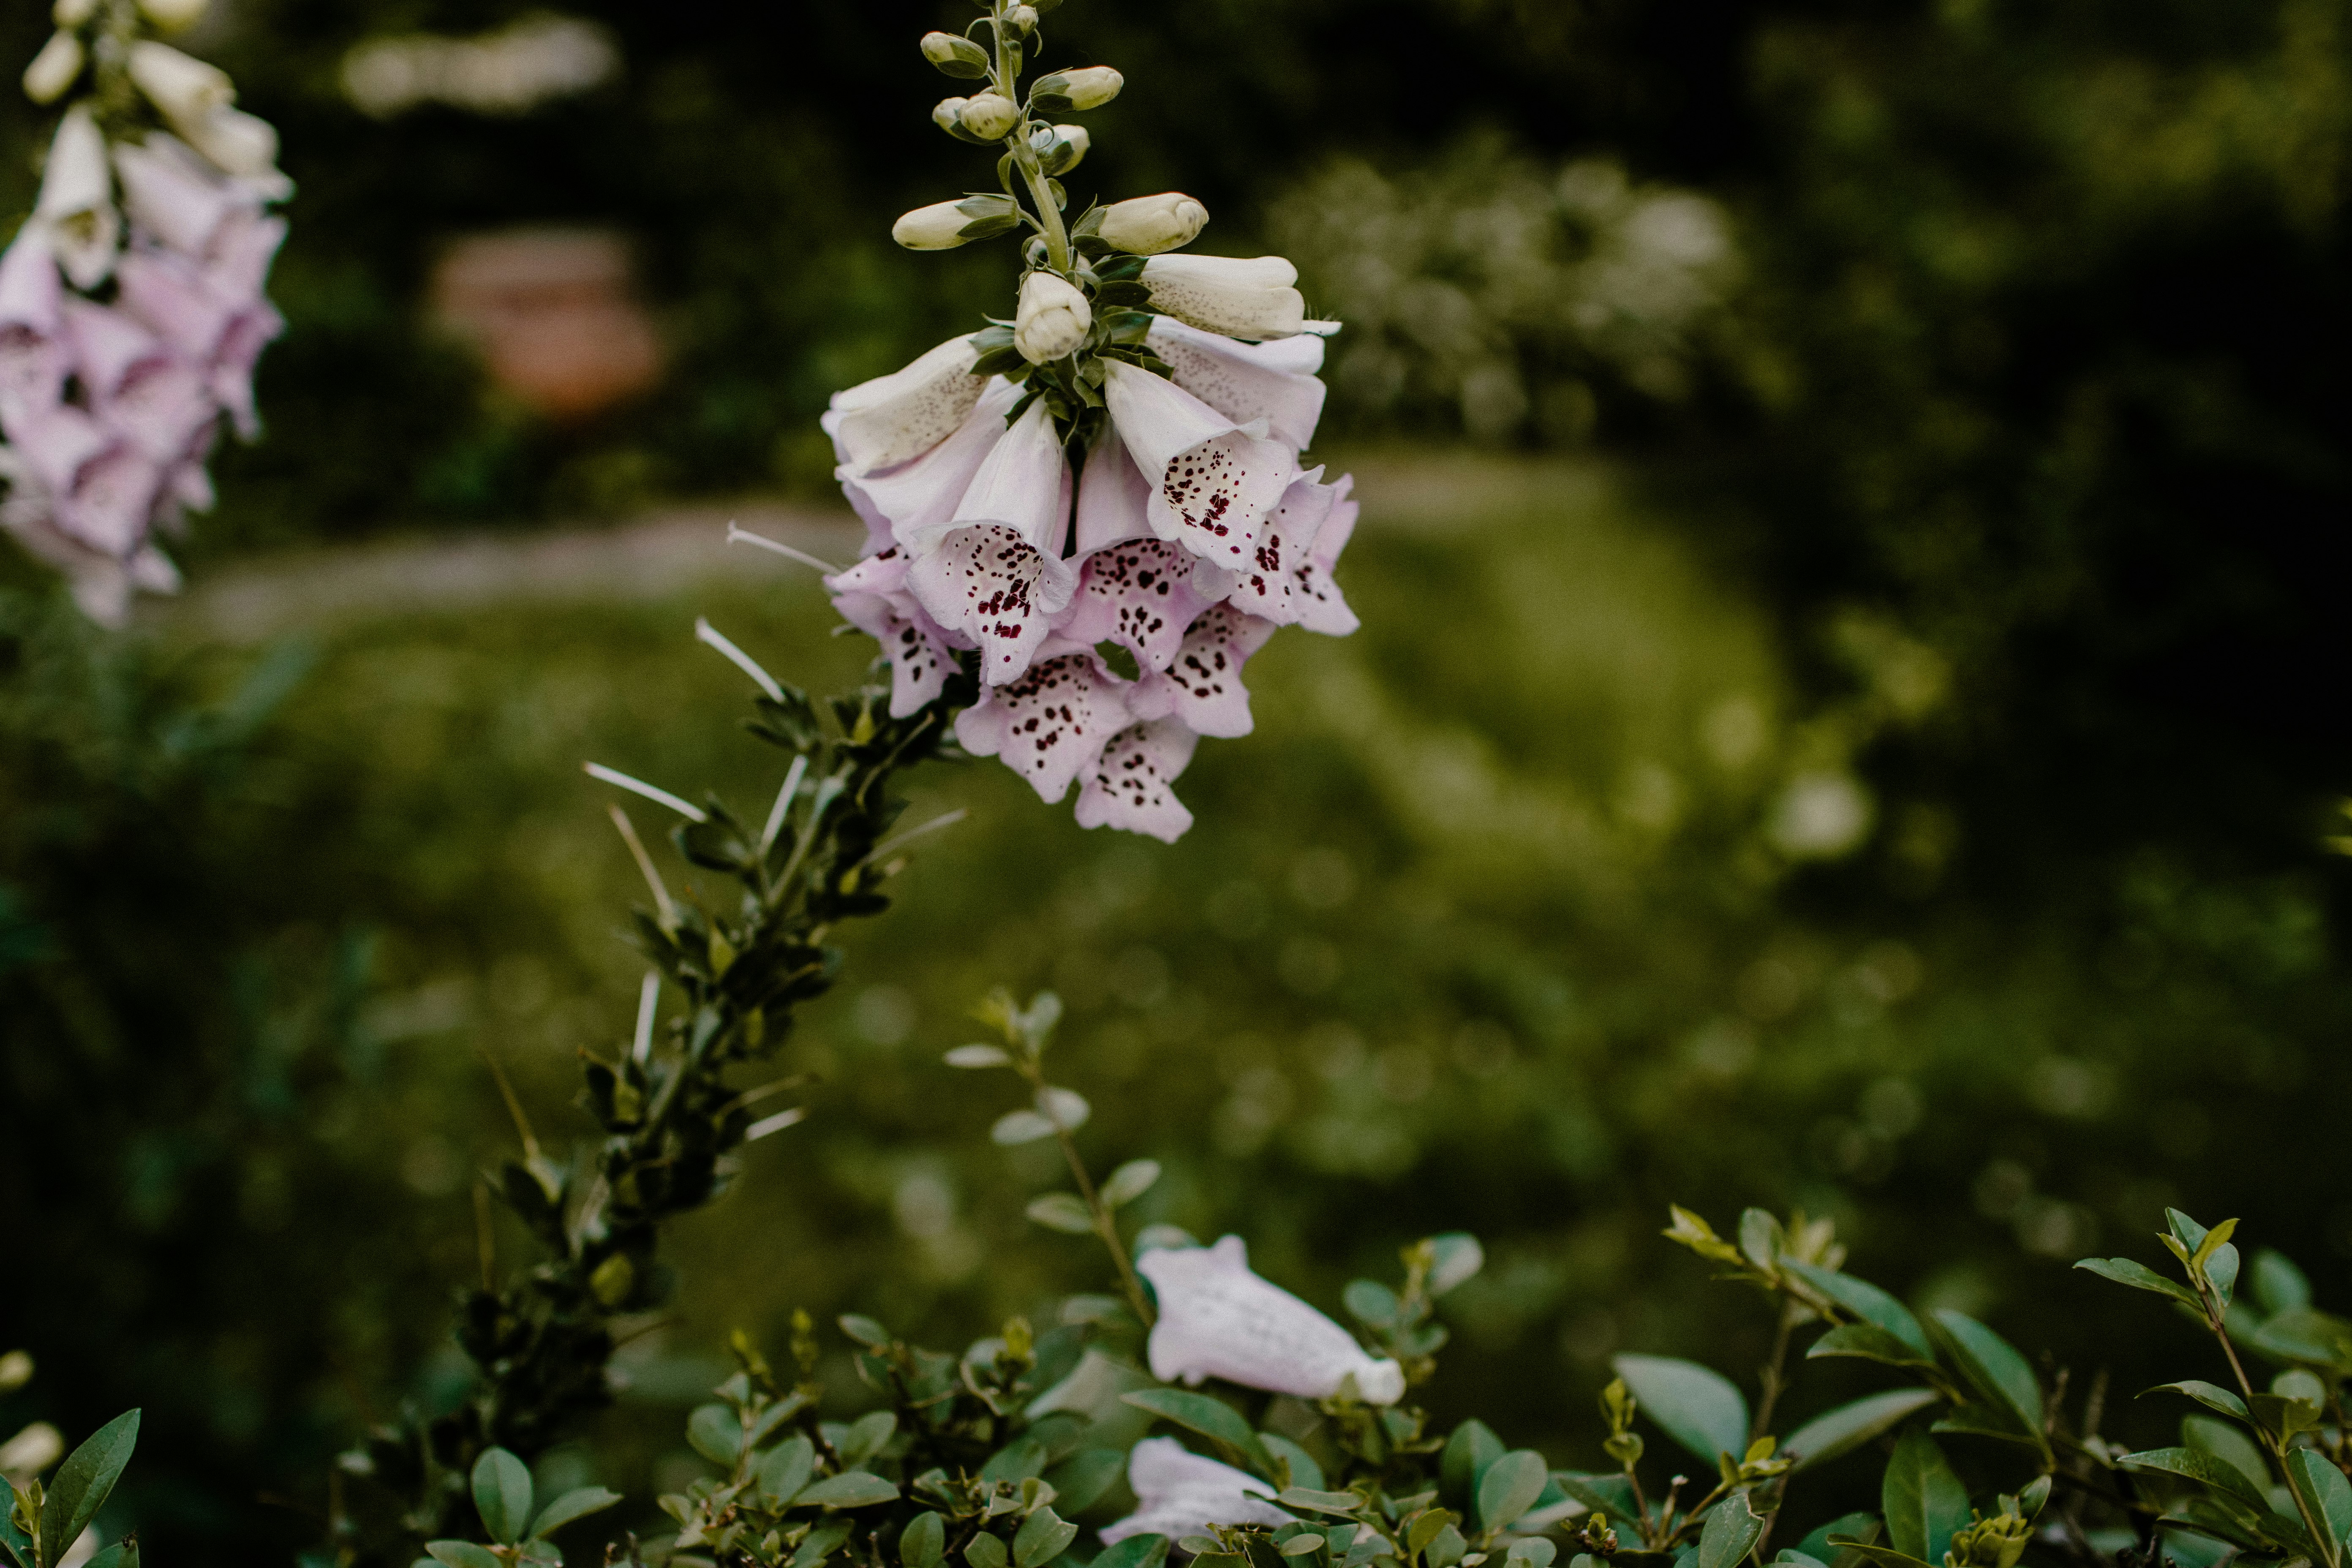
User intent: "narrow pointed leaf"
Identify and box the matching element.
[1783,1263,1932,1358]
[1785,1389,1942,1472]
[1882,1430,1969,1565]
[1122,1389,1271,1473]
[2116,1448,2269,1511]
[531,1487,622,1539]
[2141,1382,2249,1422]
[1932,1312,2044,1437]
[41,1410,141,1568]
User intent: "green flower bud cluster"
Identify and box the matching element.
[890,0,1222,447]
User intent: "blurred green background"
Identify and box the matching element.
[2,0,2349,1563]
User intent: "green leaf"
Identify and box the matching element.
[1774,1555,1828,1568]
[1798,1516,1878,1567]
[1345,1281,1402,1328]
[1783,1263,1933,1358]
[2168,1211,2211,1252]
[1102,1161,1162,1209]
[838,1412,897,1467]
[2286,1451,2352,1554]
[2144,1382,2250,1421]
[2207,1245,2241,1307]
[1612,1355,1750,1466]
[1276,1488,1365,1516]
[471,1447,535,1545]
[838,1315,893,1348]
[1122,1390,1270,1472]
[1699,1494,1768,1568]
[1806,1325,1939,1373]
[1552,1473,1638,1519]
[1931,1312,2044,1438]
[1927,1405,2039,1446]
[966,1534,1010,1568]
[81,1544,136,1568]
[2183,1416,2270,1497]
[1044,1449,1126,1516]
[1261,1434,1327,1493]
[530,1487,622,1539]
[1740,1210,1786,1275]
[2248,1307,2352,1371]
[1027,1194,1097,1235]
[1091,1536,1172,1568]
[902,1514,948,1568]
[982,1438,1049,1486]
[41,1410,139,1568]
[945,1045,1011,1068]
[1827,1544,1938,1568]
[760,1436,817,1503]
[1440,1420,1505,1512]
[2073,1257,2202,1311]
[797,1522,854,1568]
[797,1471,899,1509]
[2253,1251,2313,1316]
[427,1545,505,1568]
[994,1111,1059,1146]
[687,1404,746,1468]
[1882,1430,1970,1565]
[1507,1542,1558,1568]
[1015,1508,1079,1568]
[1478,1452,1549,1531]
[1429,1235,1485,1296]
[1785,1389,1943,1472]
[2115,1448,2269,1511]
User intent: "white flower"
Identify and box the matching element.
[1146,315,1327,453]
[22,31,85,106]
[1102,359,1296,569]
[824,335,986,475]
[1290,472,1361,637]
[1127,604,1277,740]
[35,107,120,291]
[1015,272,1092,364]
[1097,193,1209,256]
[0,229,68,431]
[835,376,1018,553]
[1142,255,1307,340]
[957,93,1020,140]
[114,134,256,258]
[954,650,1130,802]
[823,548,961,719]
[1075,719,1200,844]
[922,392,1065,557]
[127,42,235,128]
[1137,1234,1407,1405]
[905,399,1078,681]
[1098,1437,1293,1546]
[138,0,211,31]
[892,195,1017,252]
[1058,536,1222,673]
[176,107,286,191]
[1038,66,1122,111]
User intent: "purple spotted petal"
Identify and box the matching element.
[1056,537,1220,673]
[906,523,1077,685]
[1223,467,1343,626]
[1128,603,1277,739]
[953,651,1130,803]
[1293,471,1361,635]
[1103,359,1296,571]
[1074,719,1200,842]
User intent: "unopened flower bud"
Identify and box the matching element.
[893,193,1020,251]
[52,0,99,25]
[1036,123,1089,175]
[127,41,234,125]
[136,0,210,31]
[181,104,282,180]
[933,97,969,133]
[958,93,1020,140]
[1015,271,1092,364]
[1141,254,1307,340]
[1098,192,1209,256]
[1006,5,1040,33]
[920,30,990,79]
[1035,65,1122,111]
[22,30,84,104]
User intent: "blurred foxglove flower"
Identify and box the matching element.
[1098,1437,1293,1545]
[1141,255,1309,340]
[1138,1234,1407,1404]
[35,107,118,290]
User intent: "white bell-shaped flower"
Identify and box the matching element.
[1057,537,1222,673]
[1126,605,1278,739]
[837,377,1018,553]
[1097,1437,1293,1546]
[824,548,961,719]
[35,107,120,291]
[906,399,1078,681]
[1075,719,1200,843]
[126,42,234,127]
[1292,473,1360,637]
[1147,316,1328,453]
[63,299,213,464]
[1137,1234,1407,1405]
[1141,255,1307,340]
[1102,359,1295,570]
[113,134,254,259]
[824,335,986,476]
[0,229,68,430]
[177,107,288,193]
[953,648,1130,802]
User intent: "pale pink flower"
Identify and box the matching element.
[1293,473,1361,636]
[1074,719,1200,843]
[1147,316,1328,452]
[1097,1437,1292,1546]
[0,448,179,625]
[113,133,252,258]
[1127,604,1277,739]
[34,107,119,291]
[836,377,1019,553]
[1071,427,1154,554]
[1137,1235,1407,1405]
[823,547,962,719]
[906,399,1078,682]
[14,405,163,557]
[823,334,987,476]
[64,299,215,463]
[953,648,1130,802]
[1102,359,1296,570]
[1055,537,1222,673]
[0,230,67,430]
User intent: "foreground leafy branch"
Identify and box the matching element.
[329,657,974,1565]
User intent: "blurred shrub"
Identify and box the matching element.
[1274,137,1737,443]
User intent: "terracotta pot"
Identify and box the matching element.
[430,227,663,420]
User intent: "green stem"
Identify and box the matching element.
[1019,1059,1154,1326]
[986,0,1072,275]
[2205,1286,2339,1568]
